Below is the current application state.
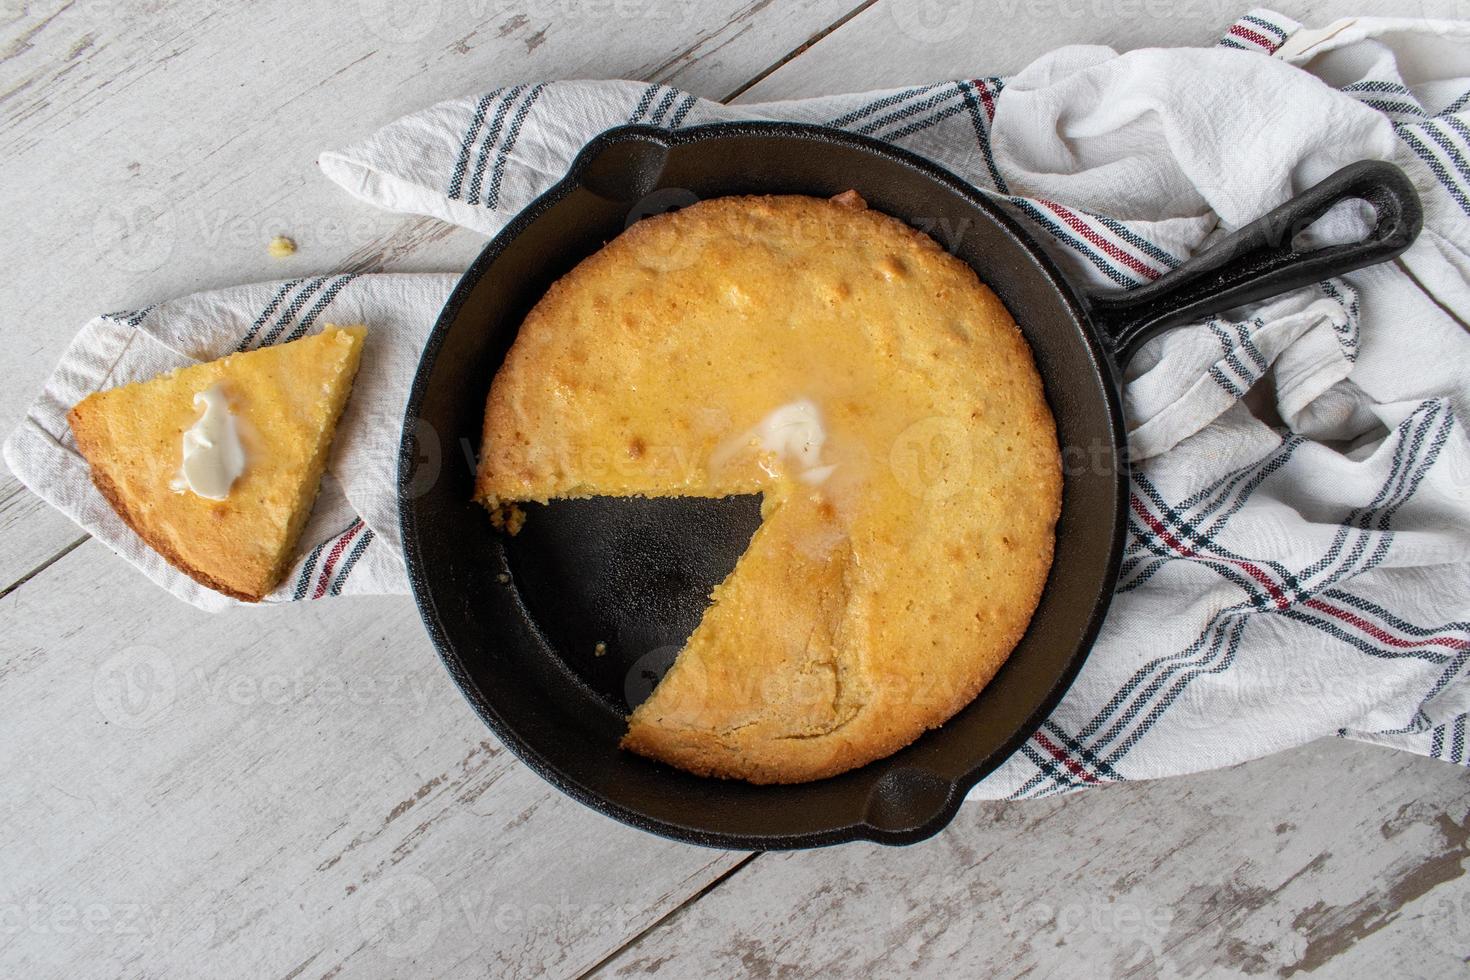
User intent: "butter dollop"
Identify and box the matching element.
[170,384,246,500]
[712,399,834,485]
[755,400,834,484]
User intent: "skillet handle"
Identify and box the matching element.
[1085,160,1422,364]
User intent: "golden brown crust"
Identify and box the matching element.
[67,326,365,603]
[477,193,1061,783]
[70,415,263,602]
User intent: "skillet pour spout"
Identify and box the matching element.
[399,123,1422,849]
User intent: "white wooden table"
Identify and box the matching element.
[4,2,1469,976]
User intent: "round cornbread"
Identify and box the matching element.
[475,192,1061,784]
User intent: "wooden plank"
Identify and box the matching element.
[0,0,860,582]
[0,473,84,597]
[596,739,1470,978]
[734,0,1421,100]
[0,538,746,978]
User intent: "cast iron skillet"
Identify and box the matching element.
[399,122,1420,850]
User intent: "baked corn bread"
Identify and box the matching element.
[476,193,1061,783]
[69,325,366,602]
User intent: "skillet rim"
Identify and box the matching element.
[399,120,1130,849]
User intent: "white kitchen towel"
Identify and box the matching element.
[9,10,1470,793]
[4,274,458,610]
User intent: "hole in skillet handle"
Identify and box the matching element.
[1086,160,1423,365]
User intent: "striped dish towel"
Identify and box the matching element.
[9,9,1470,790]
[4,274,458,610]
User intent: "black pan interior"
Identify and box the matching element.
[400,123,1127,848]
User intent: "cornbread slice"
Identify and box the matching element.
[476,193,1061,784]
[69,325,366,601]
